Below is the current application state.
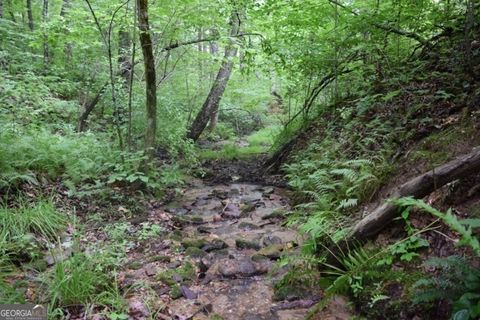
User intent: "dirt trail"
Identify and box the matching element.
[118,177,318,319]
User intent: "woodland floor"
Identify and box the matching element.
[57,156,329,319]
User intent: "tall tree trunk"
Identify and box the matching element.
[118,29,131,84]
[60,0,72,65]
[187,11,241,141]
[26,0,33,30]
[137,0,156,158]
[6,0,16,22]
[42,0,49,70]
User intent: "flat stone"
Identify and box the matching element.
[257,244,284,260]
[238,222,260,230]
[145,266,157,277]
[202,239,228,252]
[261,235,283,247]
[236,239,261,250]
[218,257,257,278]
[180,285,198,299]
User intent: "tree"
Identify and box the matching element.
[137,0,156,158]
[42,0,49,69]
[186,10,241,141]
[26,0,33,31]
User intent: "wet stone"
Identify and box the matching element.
[236,239,261,250]
[180,285,198,299]
[222,203,241,219]
[181,238,208,249]
[257,244,284,260]
[238,222,261,230]
[168,261,182,269]
[261,235,283,247]
[185,247,207,258]
[202,239,228,252]
[218,257,257,278]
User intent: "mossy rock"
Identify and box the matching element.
[235,239,261,250]
[251,254,270,262]
[238,222,260,230]
[262,209,287,220]
[257,244,284,259]
[169,284,183,299]
[170,230,183,241]
[127,261,143,270]
[185,247,207,258]
[274,284,311,301]
[27,259,48,272]
[181,238,208,249]
[156,262,196,285]
[209,315,224,320]
[147,255,171,263]
[172,215,204,227]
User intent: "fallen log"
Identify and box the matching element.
[349,146,480,242]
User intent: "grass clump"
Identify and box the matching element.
[42,252,126,316]
[0,199,67,241]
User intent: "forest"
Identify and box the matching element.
[0,0,479,319]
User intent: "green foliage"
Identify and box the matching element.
[412,256,480,320]
[42,252,125,313]
[395,198,480,255]
[285,155,383,242]
[0,200,67,242]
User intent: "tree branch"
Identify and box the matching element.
[159,32,264,52]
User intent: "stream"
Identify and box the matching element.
[118,179,316,320]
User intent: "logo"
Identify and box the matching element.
[0,305,47,320]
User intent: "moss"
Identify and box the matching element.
[235,239,261,250]
[181,238,208,249]
[185,247,207,258]
[146,255,171,263]
[172,215,204,226]
[156,262,196,285]
[209,315,224,320]
[262,209,287,220]
[169,284,182,299]
[170,230,183,241]
[127,261,143,270]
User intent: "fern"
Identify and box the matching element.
[395,198,480,255]
[412,255,480,319]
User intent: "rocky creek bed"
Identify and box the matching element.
[104,179,320,320]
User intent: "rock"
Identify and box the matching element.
[262,209,287,220]
[229,188,240,196]
[185,247,207,258]
[172,274,183,283]
[257,244,284,260]
[235,239,261,250]
[167,261,182,269]
[202,239,228,252]
[238,222,260,230]
[128,299,150,319]
[169,284,182,299]
[197,226,212,234]
[44,247,72,266]
[262,187,275,196]
[261,235,283,247]
[167,207,189,215]
[146,255,171,263]
[273,284,311,301]
[145,266,157,277]
[128,261,143,270]
[181,238,208,249]
[251,254,270,263]
[222,203,241,219]
[199,250,229,271]
[180,285,198,299]
[219,257,257,278]
[212,190,228,200]
[172,215,204,226]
